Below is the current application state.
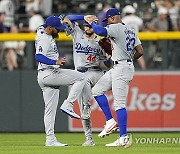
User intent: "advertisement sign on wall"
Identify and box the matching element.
[69,72,180,131]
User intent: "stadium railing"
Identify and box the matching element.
[0,32,180,69]
[0,31,180,41]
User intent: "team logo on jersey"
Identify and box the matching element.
[53,44,58,53]
[75,43,100,55]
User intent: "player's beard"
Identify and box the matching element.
[85,31,94,37]
[51,31,59,39]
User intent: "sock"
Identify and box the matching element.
[94,94,113,121]
[116,108,127,136]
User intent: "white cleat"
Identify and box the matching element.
[45,140,68,147]
[60,101,80,119]
[98,118,118,138]
[82,138,95,146]
[105,133,132,148]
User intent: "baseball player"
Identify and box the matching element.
[84,8,143,147]
[35,15,89,146]
[62,15,111,146]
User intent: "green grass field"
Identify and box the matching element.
[0,133,180,154]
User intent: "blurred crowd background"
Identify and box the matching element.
[0,0,180,71]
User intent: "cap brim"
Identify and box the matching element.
[102,18,108,22]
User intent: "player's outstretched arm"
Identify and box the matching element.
[61,15,85,27]
[67,15,84,22]
[35,54,66,65]
[91,22,107,36]
[84,15,107,36]
[59,15,75,36]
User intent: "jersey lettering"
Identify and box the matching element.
[75,42,100,55]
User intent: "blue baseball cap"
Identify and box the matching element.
[44,16,65,30]
[102,8,121,22]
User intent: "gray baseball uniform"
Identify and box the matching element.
[92,23,141,111]
[72,23,105,139]
[35,25,88,143]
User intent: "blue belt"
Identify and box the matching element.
[77,66,100,73]
[113,59,132,65]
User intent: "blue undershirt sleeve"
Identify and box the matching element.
[91,22,107,36]
[67,15,84,22]
[35,54,56,65]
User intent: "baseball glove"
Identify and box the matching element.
[98,37,113,55]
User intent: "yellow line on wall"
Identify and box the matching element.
[0,32,180,41]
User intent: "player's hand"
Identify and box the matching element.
[59,15,74,36]
[61,17,73,28]
[106,53,112,59]
[84,15,98,25]
[56,57,67,65]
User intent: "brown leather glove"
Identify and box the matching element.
[98,37,113,55]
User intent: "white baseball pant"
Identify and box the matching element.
[92,61,134,111]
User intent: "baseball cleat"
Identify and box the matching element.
[105,133,132,147]
[98,118,118,138]
[60,101,80,119]
[45,140,68,147]
[82,138,95,146]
